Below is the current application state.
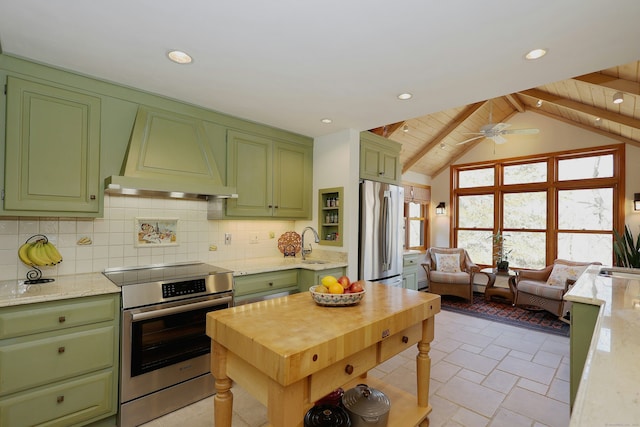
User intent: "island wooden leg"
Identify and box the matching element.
[267,378,306,427]
[416,316,435,408]
[211,341,233,427]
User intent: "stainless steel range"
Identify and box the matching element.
[103,262,234,427]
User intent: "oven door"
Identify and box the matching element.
[121,293,232,403]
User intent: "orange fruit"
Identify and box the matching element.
[328,283,344,294]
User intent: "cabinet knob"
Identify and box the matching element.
[90,195,96,200]
[268,204,273,208]
[402,336,409,344]
[345,364,354,375]
[58,346,65,354]
[379,171,384,176]
[57,395,65,404]
[58,316,66,323]
[268,282,273,286]
[274,205,279,209]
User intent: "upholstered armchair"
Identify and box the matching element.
[513,259,601,318]
[422,247,479,302]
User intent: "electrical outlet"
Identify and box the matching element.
[224,233,232,245]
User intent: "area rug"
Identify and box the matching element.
[440,292,570,337]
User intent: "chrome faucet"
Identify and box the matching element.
[301,226,320,260]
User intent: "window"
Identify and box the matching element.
[403,183,430,251]
[452,145,624,268]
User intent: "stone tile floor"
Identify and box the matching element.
[142,310,570,427]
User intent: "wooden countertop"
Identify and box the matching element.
[207,281,440,386]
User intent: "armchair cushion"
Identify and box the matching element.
[516,280,566,300]
[430,270,471,284]
[435,253,461,273]
[546,263,588,287]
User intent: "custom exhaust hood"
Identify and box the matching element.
[105,107,237,200]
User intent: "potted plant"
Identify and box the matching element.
[491,231,512,272]
[613,225,640,268]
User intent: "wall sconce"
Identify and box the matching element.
[613,92,624,104]
[634,193,640,211]
[436,202,446,215]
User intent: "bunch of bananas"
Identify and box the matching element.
[18,239,63,267]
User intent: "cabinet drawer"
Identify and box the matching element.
[309,346,377,403]
[234,270,299,297]
[403,255,421,268]
[0,295,116,339]
[0,325,115,396]
[0,370,114,427]
[378,323,422,362]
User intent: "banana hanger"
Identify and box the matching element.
[18,234,61,284]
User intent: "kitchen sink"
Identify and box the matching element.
[302,260,328,264]
[598,266,640,279]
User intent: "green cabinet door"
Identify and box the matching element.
[4,76,101,215]
[569,302,600,409]
[298,267,346,292]
[226,130,312,218]
[273,140,312,218]
[359,131,401,185]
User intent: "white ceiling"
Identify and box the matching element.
[1,0,640,138]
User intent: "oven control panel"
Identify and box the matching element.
[162,279,207,298]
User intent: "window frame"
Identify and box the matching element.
[450,144,625,268]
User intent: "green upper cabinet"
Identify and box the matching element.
[4,76,101,216]
[360,131,401,185]
[226,130,312,219]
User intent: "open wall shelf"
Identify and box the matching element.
[318,187,343,246]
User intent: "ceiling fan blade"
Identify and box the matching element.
[491,134,508,144]
[457,135,485,145]
[491,123,511,132]
[501,128,539,135]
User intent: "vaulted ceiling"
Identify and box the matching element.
[372,61,640,177]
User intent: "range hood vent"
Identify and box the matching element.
[105,106,237,200]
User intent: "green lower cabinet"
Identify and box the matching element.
[402,253,421,290]
[0,371,114,427]
[299,267,346,292]
[569,301,600,410]
[0,294,120,427]
[233,270,299,305]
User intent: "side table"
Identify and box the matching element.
[479,268,517,304]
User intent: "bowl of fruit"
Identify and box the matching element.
[309,275,365,307]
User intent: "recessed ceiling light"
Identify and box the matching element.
[397,93,413,100]
[536,99,543,108]
[613,92,624,104]
[167,50,193,64]
[524,48,548,60]
[320,118,332,124]
[402,124,409,132]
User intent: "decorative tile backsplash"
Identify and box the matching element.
[0,195,297,281]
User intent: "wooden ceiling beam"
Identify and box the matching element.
[402,101,486,173]
[504,93,526,112]
[572,73,640,95]
[369,121,406,137]
[519,88,640,129]
[529,108,640,148]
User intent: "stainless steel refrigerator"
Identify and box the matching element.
[358,179,405,286]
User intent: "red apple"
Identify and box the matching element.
[337,275,351,289]
[350,280,364,293]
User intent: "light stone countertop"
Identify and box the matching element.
[0,272,120,307]
[564,265,640,426]
[214,256,348,276]
[0,256,348,308]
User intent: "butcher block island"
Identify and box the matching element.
[206,282,441,427]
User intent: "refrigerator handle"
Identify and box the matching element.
[382,191,391,270]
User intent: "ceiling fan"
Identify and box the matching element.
[457,100,539,145]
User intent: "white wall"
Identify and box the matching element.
[429,110,640,248]
[312,129,361,279]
